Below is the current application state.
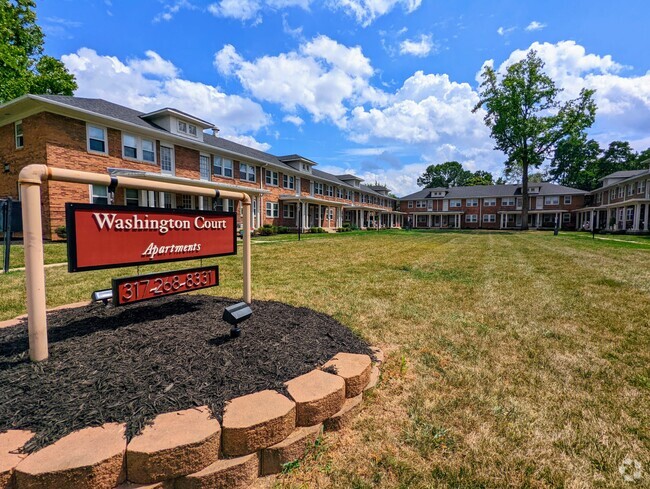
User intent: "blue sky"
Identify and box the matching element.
[37,0,650,195]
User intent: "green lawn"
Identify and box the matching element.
[1,230,648,488]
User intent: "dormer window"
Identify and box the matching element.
[188,125,197,136]
[178,121,187,133]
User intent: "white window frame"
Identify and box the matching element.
[617,187,624,199]
[449,199,462,208]
[465,214,478,223]
[177,120,187,133]
[283,174,295,189]
[562,212,571,223]
[213,157,233,178]
[266,202,279,218]
[240,163,256,182]
[313,182,323,195]
[326,185,334,197]
[484,198,496,206]
[121,133,156,164]
[501,198,515,206]
[466,199,478,207]
[265,170,279,186]
[90,184,110,204]
[563,195,572,205]
[483,214,496,223]
[124,188,139,206]
[15,121,24,149]
[87,124,108,155]
[180,194,195,209]
[283,204,295,219]
[159,144,175,175]
[199,154,211,181]
[408,201,413,208]
[544,196,560,206]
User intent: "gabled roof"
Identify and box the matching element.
[141,107,215,128]
[598,169,647,181]
[400,182,587,200]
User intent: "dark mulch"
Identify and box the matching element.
[0,295,372,452]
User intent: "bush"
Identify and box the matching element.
[337,226,353,232]
[54,226,67,240]
[309,227,326,233]
[258,224,277,236]
[276,226,289,234]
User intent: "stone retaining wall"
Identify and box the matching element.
[1,348,383,489]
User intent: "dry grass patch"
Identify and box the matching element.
[2,230,649,487]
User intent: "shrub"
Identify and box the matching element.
[277,226,289,234]
[310,227,326,233]
[54,226,67,240]
[258,224,277,236]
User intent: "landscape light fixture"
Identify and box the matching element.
[222,302,253,338]
[91,289,113,306]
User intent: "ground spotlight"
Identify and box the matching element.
[91,289,113,306]
[222,302,253,338]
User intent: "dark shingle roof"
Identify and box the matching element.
[599,170,647,181]
[401,182,587,200]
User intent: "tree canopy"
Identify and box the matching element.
[0,0,77,102]
[417,161,495,188]
[473,50,596,229]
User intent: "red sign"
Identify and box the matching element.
[66,204,236,272]
[111,266,219,306]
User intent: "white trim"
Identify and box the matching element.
[14,120,24,149]
[86,123,108,155]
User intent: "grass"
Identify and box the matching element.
[1,230,649,487]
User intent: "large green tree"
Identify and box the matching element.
[417,161,494,188]
[550,133,601,190]
[474,50,596,229]
[0,0,77,102]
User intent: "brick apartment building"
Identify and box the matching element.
[575,169,650,233]
[400,183,588,230]
[0,95,401,239]
[1,95,648,238]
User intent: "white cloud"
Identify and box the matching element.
[327,0,422,27]
[153,0,197,22]
[283,115,304,126]
[525,21,546,32]
[207,0,309,22]
[399,34,435,57]
[223,134,272,151]
[61,48,271,145]
[497,26,515,36]
[214,35,384,126]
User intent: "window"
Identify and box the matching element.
[466,199,478,207]
[188,125,197,136]
[626,207,634,221]
[239,163,256,182]
[214,198,234,212]
[141,140,154,163]
[160,145,174,174]
[125,188,139,206]
[313,182,323,195]
[265,170,279,186]
[200,154,211,181]
[483,214,496,223]
[91,185,109,204]
[87,124,107,154]
[484,198,496,206]
[266,202,279,218]
[449,199,462,208]
[178,121,187,133]
[638,181,646,194]
[325,185,333,197]
[123,134,137,158]
[178,194,194,209]
[328,208,334,220]
[563,213,571,223]
[162,192,173,209]
[544,196,559,205]
[283,174,295,189]
[408,201,413,208]
[501,197,515,206]
[617,187,624,199]
[416,200,426,208]
[465,214,478,223]
[15,121,23,148]
[563,195,572,205]
[213,157,233,178]
[283,204,295,219]
[627,184,634,196]
[610,189,616,201]
[336,188,343,198]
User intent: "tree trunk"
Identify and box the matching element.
[521,162,529,230]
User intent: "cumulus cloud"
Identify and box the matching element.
[327,0,422,27]
[399,34,435,57]
[283,115,304,126]
[207,0,309,22]
[214,35,384,126]
[497,26,516,36]
[61,48,271,145]
[153,0,197,22]
[525,21,546,31]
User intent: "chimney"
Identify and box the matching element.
[212,126,220,136]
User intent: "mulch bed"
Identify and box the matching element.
[0,295,372,453]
